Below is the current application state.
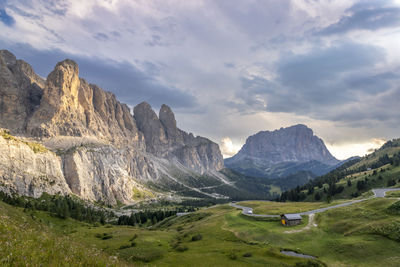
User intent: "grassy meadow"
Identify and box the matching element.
[1,194,400,266]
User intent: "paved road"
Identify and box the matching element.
[231,188,400,218]
[372,188,400,197]
[230,202,279,217]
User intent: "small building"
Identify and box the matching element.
[280,214,302,226]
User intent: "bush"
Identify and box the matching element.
[387,201,400,215]
[191,234,202,241]
[175,245,188,252]
[228,251,237,260]
[129,234,138,241]
[119,242,136,250]
[295,260,323,267]
[95,233,113,240]
[387,179,396,187]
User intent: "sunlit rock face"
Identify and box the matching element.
[0,50,225,204]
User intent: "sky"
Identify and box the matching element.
[0,0,399,159]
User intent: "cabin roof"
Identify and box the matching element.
[283,214,302,220]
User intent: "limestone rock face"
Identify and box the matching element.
[134,102,168,156]
[0,50,226,204]
[0,50,45,133]
[235,124,338,165]
[0,134,70,198]
[225,124,339,178]
[26,59,144,148]
[134,102,223,173]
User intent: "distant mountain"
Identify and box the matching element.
[225,124,340,179]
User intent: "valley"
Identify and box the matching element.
[1,187,400,266]
[1,49,400,267]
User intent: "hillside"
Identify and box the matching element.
[280,139,400,202]
[1,190,400,266]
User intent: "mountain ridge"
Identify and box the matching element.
[0,50,230,204]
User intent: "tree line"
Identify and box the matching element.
[279,149,400,202]
[0,191,113,223]
[117,210,177,226]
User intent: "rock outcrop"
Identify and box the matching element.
[0,50,45,134]
[0,50,226,204]
[225,124,340,178]
[134,102,224,173]
[235,124,338,165]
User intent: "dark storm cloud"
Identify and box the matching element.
[0,9,14,26]
[276,42,384,93]
[0,42,197,110]
[233,42,399,123]
[318,1,400,35]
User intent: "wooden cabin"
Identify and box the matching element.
[280,214,302,226]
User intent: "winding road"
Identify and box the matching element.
[230,188,400,218]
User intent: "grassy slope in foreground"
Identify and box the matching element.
[227,197,400,266]
[0,201,126,266]
[2,194,400,266]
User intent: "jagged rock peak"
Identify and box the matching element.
[234,124,338,165]
[47,59,79,88]
[159,104,179,138]
[0,50,17,65]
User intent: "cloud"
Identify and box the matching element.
[93,32,109,41]
[0,41,198,110]
[231,42,398,125]
[318,1,400,35]
[0,9,15,26]
[0,0,399,159]
[220,137,241,158]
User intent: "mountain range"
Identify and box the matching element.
[0,50,353,205]
[0,50,243,204]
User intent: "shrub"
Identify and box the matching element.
[129,234,138,241]
[387,179,396,187]
[295,260,323,267]
[191,233,202,241]
[243,252,252,257]
[228,251,237,260]
[175,245,188,252]
[95,233,113,240]
[387,201,400,215]
[119,242,136,250]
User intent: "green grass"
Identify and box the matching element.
[386,191,400,198]
[1,129,48,153]
[0,201,125,266]
[2,195,400,266]
[237,200,347,214]
[225,198,400,266]
[303,164,400,201]
[132,187,155,201]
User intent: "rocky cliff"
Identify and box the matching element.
[225,124,340,178]
[0,50,226,204]
[134,103,223,173]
